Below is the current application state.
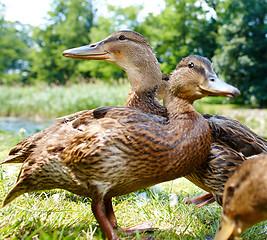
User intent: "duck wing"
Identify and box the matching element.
[203,114,267,156]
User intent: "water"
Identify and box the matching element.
[0,117,54,136]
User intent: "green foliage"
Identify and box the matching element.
[213,0,267,107]
[29,0,95,84]
[137,0,218,73]
[0,14,32,84]
[0,0,266,106]
[0,82,129,118]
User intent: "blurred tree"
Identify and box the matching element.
[137,0,218,74]
[76,4,143,81]
[213,0,267,107]
[29,0,95,84]
[0,3,32,85]
[1,0,266,108]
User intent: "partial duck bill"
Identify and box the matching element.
[200,74,240,98]
[214,215,241,240]
[62,40,109,60]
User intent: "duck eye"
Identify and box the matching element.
[227,186,235,197]
[118,35,127,40]
[188,62,194,68]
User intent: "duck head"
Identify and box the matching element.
[214,154,267,240]
[164,55,240,104]
[62,30,162,93]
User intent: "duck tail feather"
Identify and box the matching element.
[2,180,27,207]
[1,155,25,164]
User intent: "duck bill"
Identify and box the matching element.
[199,76,240,98]
[62,41,109,60]
[214,215,236,240]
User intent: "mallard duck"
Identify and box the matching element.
[2,55,237,240]
[64,31,267,208]
[214,153,267,240]
[3,30,247,211]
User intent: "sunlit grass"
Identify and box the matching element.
[1,83,266,137]
[0,82,130,119]
[1,82,265,143]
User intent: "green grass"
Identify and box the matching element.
[0,83,249,119]
[0,82,130,119]
[0,132,266,240]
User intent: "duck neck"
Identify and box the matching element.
[163,93,195,120]
[159,93,212,179]
[125,60,167,117]
[126,87,167,117]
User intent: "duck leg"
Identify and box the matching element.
[104,197,118,229]
[184,193,215,207]
[91,200,119,240]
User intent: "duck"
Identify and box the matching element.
[62,32,253,208]
[156,77,267,207]
[2,30,244,211]
[60,30,267,208]
[1,55,237,240]
[214,153,267,240]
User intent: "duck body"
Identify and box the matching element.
[4,105,209,205]
[2,55,235,240]
[214,153,267,240]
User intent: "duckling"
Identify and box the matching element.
[2,55,237,240]
[214,153,267,240]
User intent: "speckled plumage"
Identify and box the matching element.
[5,106,209,202]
